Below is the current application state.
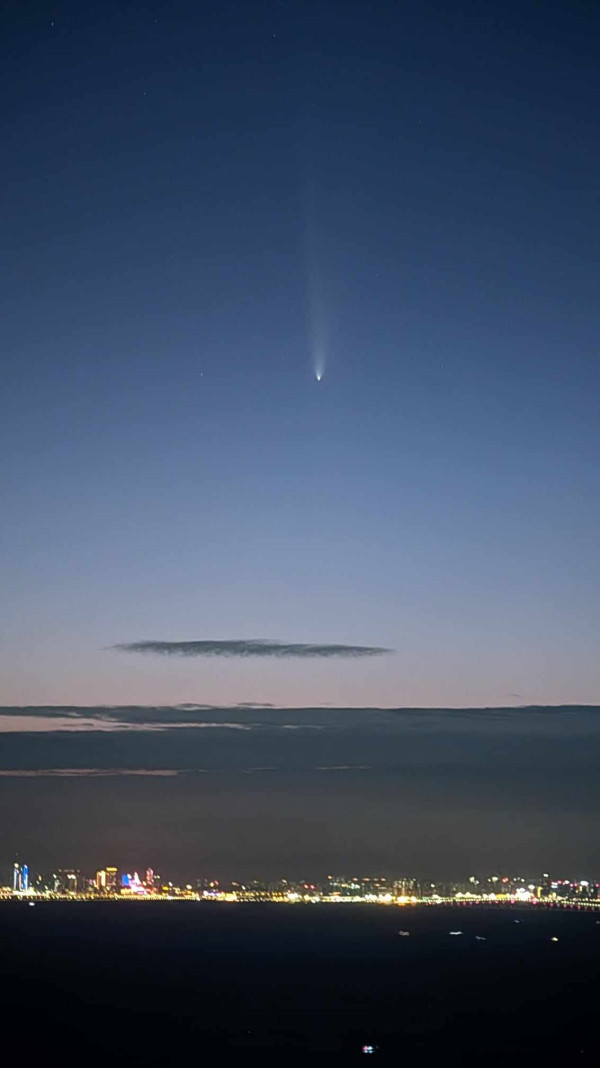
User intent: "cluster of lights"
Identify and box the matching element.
[3,864,600,907]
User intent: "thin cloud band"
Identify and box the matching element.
[112,639,392,659]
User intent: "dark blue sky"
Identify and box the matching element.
[2,0,599,707]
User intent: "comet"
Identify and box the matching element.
[305,214,328,384]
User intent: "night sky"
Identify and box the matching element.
[1,1,599,879]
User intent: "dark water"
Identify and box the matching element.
[1,902,598,1064]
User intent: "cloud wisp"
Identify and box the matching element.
[0,764,374,778]
[0,768,181,778]
[112,639,392,659]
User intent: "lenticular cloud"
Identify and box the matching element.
[112,639,391,659]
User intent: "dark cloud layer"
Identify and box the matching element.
[112,639,392,659]
[1,705,600,879]
[1,704,599,732]
[1,706,599,770]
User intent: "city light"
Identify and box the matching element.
[2,860,600,910]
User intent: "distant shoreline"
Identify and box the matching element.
[2,895,600,912]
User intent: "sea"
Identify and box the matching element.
[1,902,598,1064]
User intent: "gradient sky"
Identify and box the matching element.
[1,1,599,876]
[2,0,599,708]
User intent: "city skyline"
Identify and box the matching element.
[6,859,600,910]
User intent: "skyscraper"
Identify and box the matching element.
[12,862,29,893]
[105,867,118,891]
[56,869,80,894]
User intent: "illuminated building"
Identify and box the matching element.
[326,875,361,897]
[393,877,418,898]
[105,867,118,890]
[326,875,392,900]
[57,869,80,893]
[121,871,149,896]
[95,869,107,891]
[12,862,29,893]
[360,876,389,898]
